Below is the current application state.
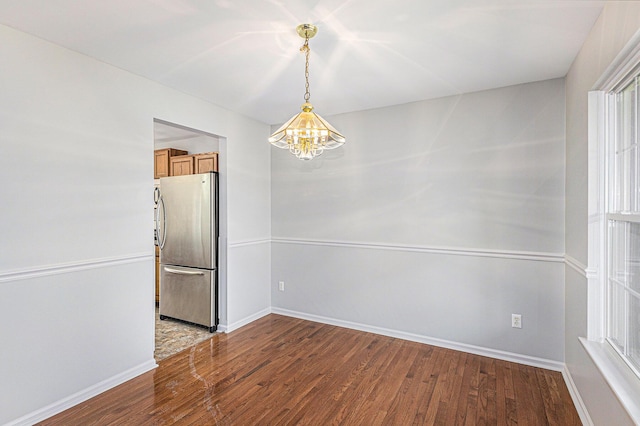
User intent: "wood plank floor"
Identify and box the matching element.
[39,314,581,425]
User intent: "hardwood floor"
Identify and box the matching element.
[39,314,581,425]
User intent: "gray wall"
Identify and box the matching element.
[564,3,640,425]
[0,24,271,425]
[272,78,566,363]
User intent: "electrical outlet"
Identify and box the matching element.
[279,281,285,292]
[512,314,522,329]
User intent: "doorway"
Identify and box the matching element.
[153,119,227,360]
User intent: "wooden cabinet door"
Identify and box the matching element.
[154,149,171,178]
[154,148,188,178]
[170,155,194,176]
[195,152,218,173]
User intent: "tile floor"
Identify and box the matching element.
[154,308,216,361]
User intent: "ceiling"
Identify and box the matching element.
[0,0,605,125]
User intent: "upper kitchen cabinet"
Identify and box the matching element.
[195,152,219,173]
[170,155,195,176]
[154,148,188,178]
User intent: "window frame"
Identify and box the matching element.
[585,30,640,424]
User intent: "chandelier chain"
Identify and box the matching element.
[301,36,311,102]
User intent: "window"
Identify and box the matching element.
[583,34,640,424]
[606,75,640,377]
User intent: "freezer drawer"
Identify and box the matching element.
[160,265,217,331]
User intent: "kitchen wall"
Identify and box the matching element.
[0,23,271,425]
[271,78,566,364]
[565,3,640,425]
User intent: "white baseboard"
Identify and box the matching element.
[562,365,593,426]
[7,359,157,426]
[271,307,565,371]
[225,307,272,333]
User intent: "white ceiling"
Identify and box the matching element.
[0,0,605,125]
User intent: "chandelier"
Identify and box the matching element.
[268,24,345,160]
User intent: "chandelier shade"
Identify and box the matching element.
[268,24,345,161]
[268,102,345,161]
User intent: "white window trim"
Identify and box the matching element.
[586,28,640,424]
[587,89,608,342]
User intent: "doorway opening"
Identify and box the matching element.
[153,119,227,360]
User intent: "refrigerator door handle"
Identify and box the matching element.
[156,195,167,249]
[163,267,205,276]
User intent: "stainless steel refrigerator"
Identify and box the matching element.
[156,172,218,332]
